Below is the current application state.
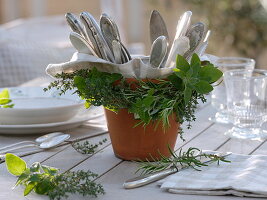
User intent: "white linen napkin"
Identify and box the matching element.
[158,153,267,198]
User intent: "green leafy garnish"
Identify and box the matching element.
[173,54,223,104]
[45,54,222,139]
[5,154,104,200]
[71,138,108,154]
[5,153,27,176]
[0,89,14,108]
[136,147,230,175]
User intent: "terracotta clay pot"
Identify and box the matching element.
[104,108,180,161]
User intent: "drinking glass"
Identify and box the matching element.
[224,69,267,140]
[209,57,255,124]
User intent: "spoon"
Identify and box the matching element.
[184,22,205,59]
[0,132,64,151]
[69,32,97,55]
[0,134,70,154]
[65,13,87,40]
[80,12,115,62]
[100,13,131,63]
[112,40,123,64]
[149,36,168,68]
[194,30,211,56]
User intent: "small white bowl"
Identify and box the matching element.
[0,97,84,125]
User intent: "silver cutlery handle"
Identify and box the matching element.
[123,152,232,189]
[0,144,38,154]
[123,168,175,189]
[0,141,36,151]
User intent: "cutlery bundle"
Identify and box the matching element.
[46,10,210,79]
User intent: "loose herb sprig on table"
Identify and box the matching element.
[46,54,222,139]
[0,89,14,108]
[72,138,108,154]
[5,153,104,200]
[136,147,231,175]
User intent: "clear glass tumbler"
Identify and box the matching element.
[224,69,267,140]
[210,57,255,124]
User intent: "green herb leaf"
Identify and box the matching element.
[6,154,105,199]
[176,54,190,72]
[35,179,52,195]
[184,86,192,104]
[24,182,37,196]
[199,64,223,83]
[194,80,213,94]
[5,153,27,176]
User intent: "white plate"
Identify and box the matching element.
[0,87,84,125]
[0,106,104,134]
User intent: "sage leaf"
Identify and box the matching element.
[0,89,11,105]
[5,153,27,176]
[24,182,37,196]
[35,179,52,195]
[184,86,192,104]
[194,80,213,94]
[176,54,190,72]
[191,53,201,67]
[199,64,223,83]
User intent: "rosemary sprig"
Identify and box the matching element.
[136,147,230,175]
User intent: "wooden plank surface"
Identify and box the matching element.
[0,81,267,199]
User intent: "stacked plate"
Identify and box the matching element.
[0,87,103,134]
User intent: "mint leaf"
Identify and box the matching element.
[5,153,27,176]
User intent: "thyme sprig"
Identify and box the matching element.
[136,147,230,175]
[71,138,108,154]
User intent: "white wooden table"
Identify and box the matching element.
[0,79,266,200]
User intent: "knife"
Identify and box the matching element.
[123,152,232,189]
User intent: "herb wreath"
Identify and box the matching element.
[46,53,222,138]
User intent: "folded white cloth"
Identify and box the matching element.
[158,153,267,198]
[46,52,176,79]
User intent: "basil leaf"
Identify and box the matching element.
[5,153,27,176]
